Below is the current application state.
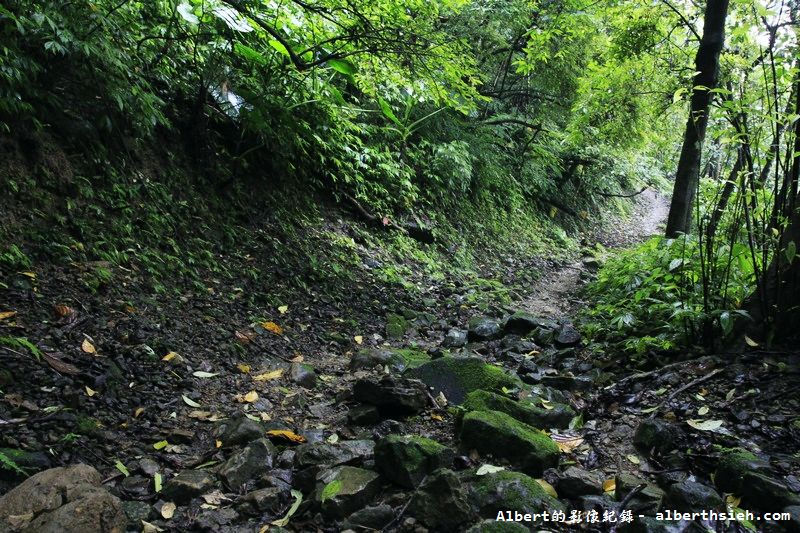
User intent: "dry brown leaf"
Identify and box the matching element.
[603,479,616,493]
[261,321,284,335]
[54,305,74,318]
[0,310,17,320]
[253,369,283,382]
[551,434,584,453]
[235,330,255,344]
[81,339,96,354]
[290,354,304,363]
[42,352,80,375]
[266,429,307,444]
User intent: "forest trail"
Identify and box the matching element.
[521,189,670,319]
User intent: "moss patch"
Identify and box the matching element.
[406,357,522,404]
[466,469,565,518]
[461,389,575,429]
[375,435,454,488]
[715,448,772,493]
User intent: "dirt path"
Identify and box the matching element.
[519,188,670,319]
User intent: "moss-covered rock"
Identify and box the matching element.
[315,465,381,518]
[465,469,565,519]
[386,313,409,339]
[375,435,454,488]
[350,347,430,373]
[409,468,474,531]
[406,357,522,404]
[458,410,559,476]
[468,317,502,341]
[461,389,575,429]
[465,520,530,533]
[714,448,772,493]
[740,472,800,512]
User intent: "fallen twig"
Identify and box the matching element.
[648,367,724,419]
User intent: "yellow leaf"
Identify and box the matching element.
[153,440,169,450]
[744,335,759,347]
[290,353,304,363]
[536,478,558,498]
[266,429,307,444]
[81,339,96,354]
[253,369,283,382]
[726,494,741,508]
[215,440,222,448]
[549,206,557,218]
[162,351,178,361]
[235,390,259,403]
[278,305,289,314]
[188,410,213,420]
[552,434,584,453]
[85,386,97,397]
[237,363,251,374]
[134,407,145,418]
[0,310,18,320]
[627,454,640,464]
[261,321,284,335]
[20,271,36,279]
[160,502,176,519]
[354,335,363,345]
[540,399,554,410]
[603,479,616,493]
[431,414,443,421]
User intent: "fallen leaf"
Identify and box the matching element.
[687,419,724,431]
[258,413,271,422]
[215,440,222,448]
[114,460,130,477]
[182,395,202,407]
[698,406,709,416]
[253,369,283,381]
[134,407,145,418]
[42,352,80,375]
[85,386,97,397]
[202,490,230,505]
[290,354,303,363]
[266,429,306,443]
[271,489,302,527]
[551,434,584,453]
[726,494,741,508]
[744,335,759,347]
[20,271,35,278]
[161,502,176,519]
[354,335,363,345]
[603,479,616,493]
[162,351,179,361]
[726,388,736,401]
[431,414,443,421]
[0,310,17,320]
[278,305,288,314]
[326,434,339,444]
[539,399,554,410]
[192,371,219,378]
[261,321,284,335]
[153,440,169,450]
[54,305,73,318]
[154,473,162,493]
[237,363,251,374]
[476,464,505,475]
[187,410,213,420]
[81,339,96,354]
[142,521,164,533]
[627,454,640,465]
[235,330,255,344]
[235,390,259,403]
[536,478,558,498]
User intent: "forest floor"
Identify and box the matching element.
[1,189,799,533]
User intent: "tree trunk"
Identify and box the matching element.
[665,0,730,237]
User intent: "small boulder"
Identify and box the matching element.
[458,410,560,477]
[343,504,394,530]
[465,469,565,518]
[714,448,772,493]
[556,466,603,498]
[375,435,454,488]
[614,473,664,514]
[461,389,575,429]
[218,438,276,489]
[218,416,265,447]
[409,468,474,531]
[349,348,430,373]
[315,466,381,518]
[348,404,381,426]
[664,480,722,512]
[162,469,216,503]
[406,357,522,405]
[468,317,502,341]
[236,487,291,516]
[443,328,468,348]
[503,312,556,336]
[290,363,317,388]
[386,313,409,339]
[740,473,800,512]
[633,419,680,455]
[353,376,428,415]
[555,324,581,347]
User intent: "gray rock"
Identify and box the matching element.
[664,480,722,512]
[540,374,593,392]
[218,438,276,489]
[218,416,265,447]
[315,465,381,518]
[343,503,394,530]
[236,487,291,516]
[409,469,473,531]
[782,505,800,532]
[348,404,380,426]
[504,312,557,335]
[634,419,680,455]
[0,448,51,474]
[555,324,581,346]
[162,469,216,503]
[353,376,428,415]
[138,457,160,477]
[290,363,317,388]
[458,410,560,477]
[714,448,772,493]
[121,500,152,523]
[0,464,126,533]
[375,434,454,488]
[614,473,664,514]
[443,328,468,348]
[556,466,603,498]
[468,317,502,341]
[741,473,800,512]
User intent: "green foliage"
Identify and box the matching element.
[0,450,27,476]
[581,235,755,355]
[0,336,42,360]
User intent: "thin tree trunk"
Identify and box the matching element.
[665,0,730,237]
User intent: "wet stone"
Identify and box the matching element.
[555,324,581,346]
[162,469,217,503]
[290,362,317,388]
[315,465,381,518]
[348,404,381,426]
[375,434,454,488]
[468,317,502,341]
[218,416,265,447]
[556,466,603,498]
[343,503,395,530]
[633,419,680,455]
[664,480,722,512]
[443,328,468,348]
[353,376,428,415]
[409,468,473,532]
[218,437,276,489]
[236,487,291,516]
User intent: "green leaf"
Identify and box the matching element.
[320,480,342,502]
[154,472,162,492]
[114,460,130,477]
[328,59,356,76]
[378,98,402,127]
[268,40,291,58]
[272,489,303,527]
[153,440,169,450]
[785,241,796,264]
[234,43,266,66]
